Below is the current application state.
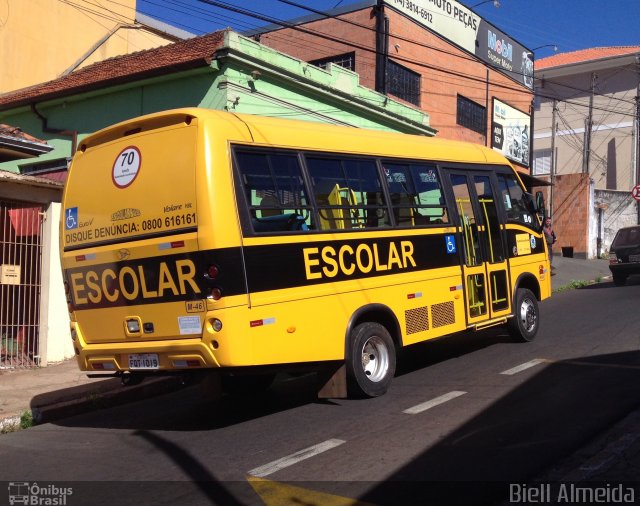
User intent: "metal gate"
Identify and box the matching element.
[0,199,44,369]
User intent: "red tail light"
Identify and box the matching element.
[208,265,220,279]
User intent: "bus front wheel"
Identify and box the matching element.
[508,288,539,342]
[346,322,396,398]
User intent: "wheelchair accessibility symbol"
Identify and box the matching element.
[65,207,78,230]
[445,234,457,254]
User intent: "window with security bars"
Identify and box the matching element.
[387,60,420,106]
[309,52,355,71]
[457,95,486,135]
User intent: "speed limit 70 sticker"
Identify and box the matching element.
[113,146,141,188]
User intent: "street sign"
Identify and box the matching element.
[633,184,640,201]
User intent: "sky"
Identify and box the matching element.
[137,0,640,59]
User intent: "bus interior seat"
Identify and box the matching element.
[258,195,281,218]
[252,213,308,232]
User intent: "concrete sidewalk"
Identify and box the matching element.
[0,360,182,431]
[550,254,612,290]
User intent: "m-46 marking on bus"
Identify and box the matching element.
[303,240,416,280]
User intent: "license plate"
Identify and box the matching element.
[629,254,640,262]
[128,353,160,370]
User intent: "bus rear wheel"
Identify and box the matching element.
[508,288,539,342]
[346,322,396,398]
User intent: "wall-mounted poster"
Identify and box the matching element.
[491,98,531,167]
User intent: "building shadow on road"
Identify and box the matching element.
[356,349,640,505]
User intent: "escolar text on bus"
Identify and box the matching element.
[303,240,416,280]
[69,258,201,306]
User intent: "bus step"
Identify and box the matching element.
[473,317,507,331]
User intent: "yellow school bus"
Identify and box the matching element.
[60,108,551,398]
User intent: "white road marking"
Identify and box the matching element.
[500,358,547,376]
[402,391,467,415]
[248,438,346,478]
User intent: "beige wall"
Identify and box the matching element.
[534,63,637,192]
[0,0,175,93]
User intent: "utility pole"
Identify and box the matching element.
[636,77,640,224]
[583,72,597,174]
[550,99,557,218]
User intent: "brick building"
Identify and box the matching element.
[251,0,536,176]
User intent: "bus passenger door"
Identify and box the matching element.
[447,172,510,325]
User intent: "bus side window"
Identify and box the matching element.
[497,172,533,226]
[306,156,389,231]
[383,162,449,226]
[234,149,314,233]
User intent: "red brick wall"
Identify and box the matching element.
[550,173,590,258]
[259,6,533,145]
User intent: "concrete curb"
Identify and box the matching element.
[34,376,185,425]
[1,375,184,431]
[0,415,22,433]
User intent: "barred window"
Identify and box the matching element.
[309,52,355,71]
[457,95,486,135]
[387,60,421,106]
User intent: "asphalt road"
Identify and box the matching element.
[2,278,640,506]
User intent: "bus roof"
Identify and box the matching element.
[81,108,514,167]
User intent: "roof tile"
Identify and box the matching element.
[0,29,228,111]
[0,124,48,145]
[535,46,640,70]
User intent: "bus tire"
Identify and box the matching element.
[346,322,396,398]
[508,288,539,342]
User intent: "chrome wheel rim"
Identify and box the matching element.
[519,297,537,333]
[361,335,389,383]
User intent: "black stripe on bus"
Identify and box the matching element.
[242,233,460,293]
[65,233,461,309]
